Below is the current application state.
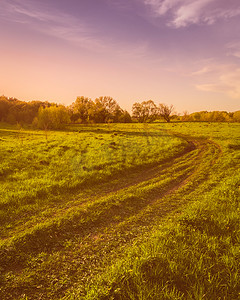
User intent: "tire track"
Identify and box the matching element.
[0,135,222,300]
[57,136,222,300]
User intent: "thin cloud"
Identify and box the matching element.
[195,66,240,99]
[1,0,106,51]
[114,42,150,59]
[172,0,215,28]
[226,42,240,59]
[192,66,212,76]
[144,0,183,15]
[1,0,150,57]
[143,0,240,28]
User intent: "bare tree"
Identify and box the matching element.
[158,103,174,122]
[132,100,157,122]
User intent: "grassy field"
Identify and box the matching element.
[0,122,239,299]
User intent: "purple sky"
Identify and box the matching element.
[1,0,240,113]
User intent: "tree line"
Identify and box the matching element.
[0,95,240,129]
[0,96,131,129]
[181,110,240,122]
[132,100,174,123]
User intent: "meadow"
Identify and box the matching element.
[0,122,239,299]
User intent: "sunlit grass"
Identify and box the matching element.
[0,122,240,299]
[0,123,186,229]
[80,122,240,300]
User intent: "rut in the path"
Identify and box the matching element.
[0,136,222,300]
[60,138,222,296]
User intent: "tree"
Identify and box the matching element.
[118,110,132,123]
[36,105,70,129]
[132,102,143,122]
[233,111,240,122]
[158,103,174,122]
[0,96,52,124]
[0,96,10,121]
[111,105,124,122]
[181,110,190,122]
[142,100,157,122]
[206,111,230,122]
[132,100,157,122]
[70,96,94,123]
[93,96,120,123]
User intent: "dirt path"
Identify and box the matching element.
[0,135,222,300]
[0,134,195,242]
[62,137,222,295]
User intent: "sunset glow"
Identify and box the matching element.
[1,0,240,113]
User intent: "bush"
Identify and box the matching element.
[35,105,70,129]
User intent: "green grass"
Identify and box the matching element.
[0,122,240,299]
[0,123,186,234]
[78,123,240,300]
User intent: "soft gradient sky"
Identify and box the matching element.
[1,0,240,113]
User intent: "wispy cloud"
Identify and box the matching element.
[194,63,240,99]
[143,0,240,28]
[1,0,150,58]
[172,0,215,28]
[226,42,240,59]
[144,0,183,15]
[192,66,212,76]
[1,0,106,51]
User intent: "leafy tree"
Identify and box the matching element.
[70,96,94,123]
[207,111,230,122]
[24,101,48,123]
[186,111,231,122]
[36,105,70,129]
[0,96,10,121]
[0,96,51,124]
[117,110,132,123]
[132,102,143,122]
[36,107,52,130]
[93,96,120,123]
[91,99,109,123]
[233,111,240,122]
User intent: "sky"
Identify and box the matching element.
[1,0,240,114]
